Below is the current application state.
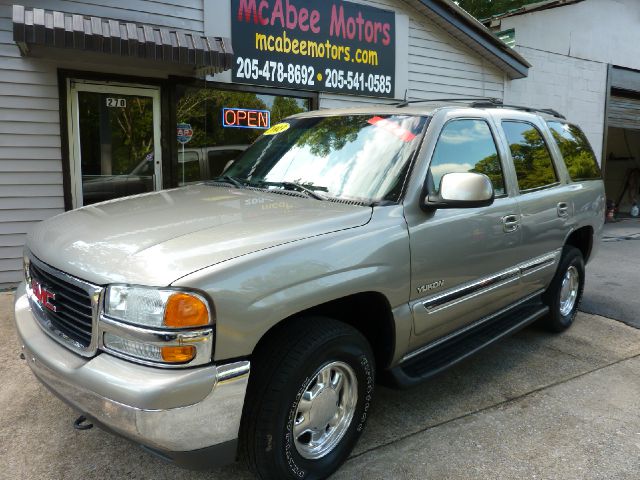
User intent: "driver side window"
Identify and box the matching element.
[429,119,506,196]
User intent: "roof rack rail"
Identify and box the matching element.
[394,97,566,119]
[470,99,566,119]
[395,97,502,108]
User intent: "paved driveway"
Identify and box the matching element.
[2,292,640,479]
[582,218,640,328]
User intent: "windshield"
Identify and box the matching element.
[223,114,428,203]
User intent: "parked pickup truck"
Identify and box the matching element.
[14,104,605,480]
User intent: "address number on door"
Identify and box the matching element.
[106,97,127,108]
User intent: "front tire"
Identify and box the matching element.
[240,317,375,480]
[542,246,585,332]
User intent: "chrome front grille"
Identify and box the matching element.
[25,254,102,356]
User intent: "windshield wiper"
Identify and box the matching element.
[257,181,328,201]
[210,175,245,188]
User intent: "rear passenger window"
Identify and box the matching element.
[502,121,559,191]
[429,119,506,196]
[547,121,602,181]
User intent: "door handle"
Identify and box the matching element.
[502,214,520,233]
[557,202,570,218]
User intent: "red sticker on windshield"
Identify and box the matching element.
[367,116,417,142]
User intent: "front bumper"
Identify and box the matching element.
[13,283,250,468]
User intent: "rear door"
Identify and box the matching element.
[405,113,523,349]
[494,113,574,295]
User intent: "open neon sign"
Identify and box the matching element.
[222,108,271,129]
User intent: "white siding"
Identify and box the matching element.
[0,0,205,289]
[320,0,505,108]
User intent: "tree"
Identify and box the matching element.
[176,87,269,148]
[270,96,306,124]
[455,0,541,19]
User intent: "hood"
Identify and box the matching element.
[27,185,372,286]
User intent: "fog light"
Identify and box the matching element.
[104,333,163,362]
[103,333,195,364]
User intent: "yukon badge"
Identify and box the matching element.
[417,280,445,294]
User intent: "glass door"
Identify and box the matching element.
[68,82,162,207]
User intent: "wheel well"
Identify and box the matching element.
[251,292,396,371]
[565,226,594,262]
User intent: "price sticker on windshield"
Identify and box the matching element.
[263,123,290,135]
[367,116,417,142]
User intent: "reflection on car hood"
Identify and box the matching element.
[27,185,373,286]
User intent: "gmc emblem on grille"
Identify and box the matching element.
[31,279,57,312]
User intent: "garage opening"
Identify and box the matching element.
[605,94,640,217]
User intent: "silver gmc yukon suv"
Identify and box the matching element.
[14,103,605,479]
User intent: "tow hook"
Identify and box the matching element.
[19,353,25,360]
[73,415,93,431]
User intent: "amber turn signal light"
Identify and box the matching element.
[164,293,209,328]
[161,345,196,363]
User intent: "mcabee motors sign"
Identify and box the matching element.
[231,0,396,98]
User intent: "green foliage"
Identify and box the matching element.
[455,0,541,19]
[176,88,308,150]
[77,93,154,176]
[296,116,363,157]
[111,97,154,174]
[548,124,601,180]
[270,96,306,124]
[177,88,269,148]
[508,127,558,190]
[472,153,505,194]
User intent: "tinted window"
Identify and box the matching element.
[547,121,601,181]
[429,119,505,196]
[502,121,558,191]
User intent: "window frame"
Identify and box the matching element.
[501,119,561,194]
[426,117,509,199]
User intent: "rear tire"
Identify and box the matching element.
[541,246,585,332]
[240,317,375,480]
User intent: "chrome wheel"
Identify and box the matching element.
[559,265,580,316]
[293,361,358,460]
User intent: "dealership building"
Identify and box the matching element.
[0,0,530,288]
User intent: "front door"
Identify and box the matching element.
[406,117,523,350]
[68,82,162,207]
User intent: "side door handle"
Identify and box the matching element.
[502,214,520,233]
[557,202,570,218]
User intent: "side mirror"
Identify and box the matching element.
[423,172,494,210]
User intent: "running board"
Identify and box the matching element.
[384,300,549,388]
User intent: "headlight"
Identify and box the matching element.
[101,285,214,368]
[105,285,211,328]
